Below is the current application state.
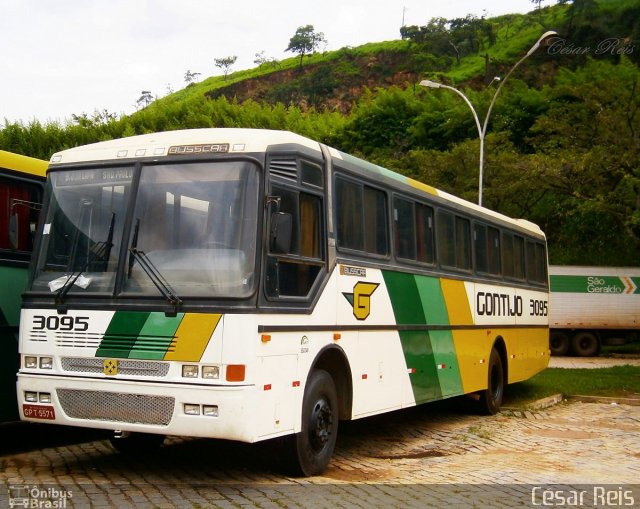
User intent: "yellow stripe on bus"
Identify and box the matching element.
[407,178,438,196]
[164,313,222,362]
[439,279,486,393]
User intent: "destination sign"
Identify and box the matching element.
[56,167,134,187]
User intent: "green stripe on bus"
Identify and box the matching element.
[97,311,184,359]
[415,276,463,398]
[97,311,150,358]
[129,313,184,360]
[382,271,441,403]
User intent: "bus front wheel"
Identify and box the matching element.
[477,348,504,415]
[285,369,338,477]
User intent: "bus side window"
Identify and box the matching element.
[0,176,41,253]
[266,185,324,299]
[336,175,388,257]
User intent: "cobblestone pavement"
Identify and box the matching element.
[1,395,640,508]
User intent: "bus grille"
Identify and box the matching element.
[61,357,170,377]
[57,389,174,426]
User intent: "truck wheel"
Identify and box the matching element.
[477,348,504,415]
[571,332,599,357]
[283,369,338,476]
[550,331,570,356]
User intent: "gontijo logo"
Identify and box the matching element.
[343,282,379,320]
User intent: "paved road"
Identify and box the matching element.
[2,389,640,508]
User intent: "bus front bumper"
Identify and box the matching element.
[17,373,268,443]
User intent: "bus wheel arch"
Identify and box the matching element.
[310,345,353,420]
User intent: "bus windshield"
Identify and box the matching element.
[31,161,259,299]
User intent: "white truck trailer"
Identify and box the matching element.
[549,266,640,356]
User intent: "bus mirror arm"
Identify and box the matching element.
[8,198,41,250]
[270,212,292,254]
[9,213,18,250]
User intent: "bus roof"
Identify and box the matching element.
[49,128,319,165]
[0,150,48,178]
[49,128,545,239]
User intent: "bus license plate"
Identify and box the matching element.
[23,404,56,420]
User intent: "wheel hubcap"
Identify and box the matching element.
[309,398,333,452]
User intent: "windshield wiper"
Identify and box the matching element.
[55,212,116,308]
[128,248,183,310]
[127,217,182,315]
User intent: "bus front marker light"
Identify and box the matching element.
[39,357,53,369]
[39,392,52,403]
[25,356,38,369]
[184,403,200,415]
[25,391,38,403]
[202,366,219,379]
[203,405,218,417]
[226,364,246,382]
[182,365,198,378]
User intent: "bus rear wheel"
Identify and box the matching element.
[284,369,338,477]
[477,348,504,415]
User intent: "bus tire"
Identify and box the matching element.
[571,332,599,357]
[109,432,165,454]
[550,331,570,356]
[285,369,338,477]
[478,348,504,415]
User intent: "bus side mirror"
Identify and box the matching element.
[9,212,19,250]
[270,212,292,254]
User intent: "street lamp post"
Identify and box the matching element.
[419,31,557,208]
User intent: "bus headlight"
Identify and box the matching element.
[183,404,200,415]
[24,356,38,369]
[39,393,52,403]
[202,366,220,379]
[39,357,53,369]
[182,365,198,378]
[203,405,219,417]
[25,391,38,403]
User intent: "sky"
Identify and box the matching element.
[1,0,546,125]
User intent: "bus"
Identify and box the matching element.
[17,129,549,475]
[0,150,47,421]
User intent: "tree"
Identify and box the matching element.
[214,56,237,80]
[286,25,327,68]
[136,91,153,109]
[254,51,279,69]
[184,70,201,84]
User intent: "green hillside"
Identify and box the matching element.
[1,0,639,265]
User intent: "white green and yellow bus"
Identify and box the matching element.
[0,150,47,421]
[17,129,549,475]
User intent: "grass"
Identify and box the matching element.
[503,365,640,408]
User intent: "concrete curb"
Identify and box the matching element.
[503,393,640,413]
[566,394,640,406]
[502,393,564,413]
